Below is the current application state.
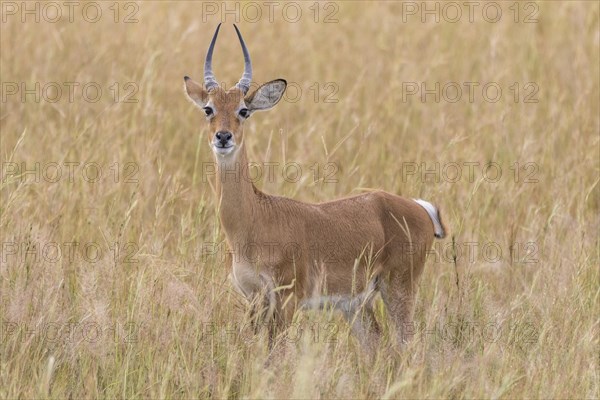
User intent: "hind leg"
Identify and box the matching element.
[347,302,381,352]
[379,277,418,348]
[266,288,298,350]
[346,281,382,351]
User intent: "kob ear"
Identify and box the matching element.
[245,79,287,111]
[184,76,209,107]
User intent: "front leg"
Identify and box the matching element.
[247,275,277,335]
[265,287,298,349]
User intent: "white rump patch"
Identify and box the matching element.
[414,199,445,238]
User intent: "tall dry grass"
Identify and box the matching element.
[0,1,598,398]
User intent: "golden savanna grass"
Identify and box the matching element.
[1,1,598,398]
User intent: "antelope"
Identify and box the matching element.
[184,24,447,350]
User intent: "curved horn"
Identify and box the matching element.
[233,24,252,94]
[204,23,222,90]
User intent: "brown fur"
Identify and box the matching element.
[184,83,446,349]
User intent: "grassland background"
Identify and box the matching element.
[1,1,599,398]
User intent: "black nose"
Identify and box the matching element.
[215,131,232,146]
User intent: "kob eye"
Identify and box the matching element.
[239,108,250,118]
[203,107,213,116]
